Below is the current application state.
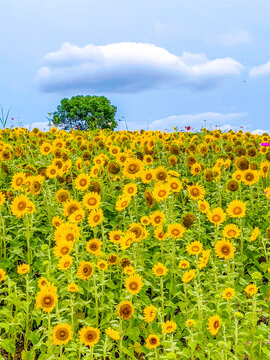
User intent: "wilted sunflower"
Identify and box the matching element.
[152,262,168,277]
[145,335,160,349]
[222,224,240,239]
[244,283,258,297]
[167,223,186,238]
[215,239,235,260]
[107,254,118,265]
[207,315,222,336]
[117,300,134,320]
[77,261,94,280]
[83,192,101,210]
[226,179,239,192]
[0,192,6,207]
[107,161,120,175]
[161,320,177,334]
[187,183,206,201]
[52,323,73,345]
[226,200,246,218]
[186,241,203,256]
[87,208,104,227]
[182,213,196,228]
[181,269,196,283]
[222,287,235,301]
[105,327,120,341]
[144,190,155,208]
[10,194,30,218]
[143,305,157,323]
[86,238,103,256]
[125,274,144,295]
[207,207,226,226]
[79,326,100,347]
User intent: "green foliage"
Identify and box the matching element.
[52,95,117,131]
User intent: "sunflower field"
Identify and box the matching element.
[0,127,270,360]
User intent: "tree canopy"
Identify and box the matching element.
[52,95,117,131]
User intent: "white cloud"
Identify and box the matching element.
[249,61,270,78]
[36,42,243,93]
[23,121,51,132]
[218,30,252,47]
[116,112,248,132]
[251,128,270,135]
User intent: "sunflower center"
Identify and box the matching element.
[191,188,199,196]
[83,265,92,276]
[228,230,236,237]
[16,178,23,186]
[213,320,220,329]
[56,329,69,340]
[221,245,230,255]
[42,296,53,307]
[129,281,138,291]
[158,190,166,197]
[212,215,221,222]
[128,164,139,173]
[85,330,97,342]
[80,179,87,186]
[93,215,100,223]
[18,201,27,210]
[233,207,242,215]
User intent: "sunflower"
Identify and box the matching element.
[74,173,91,191]
[152,183,170,202]
[0,268,6,282]
[161,320,177,334]
[248,226,259,242]
[109,230,123,245]
[17,263,30,275]
[38,277,50,288]
[35,287,58,313]
[260,161,269,178]
[198,250,211,270]
[265,187,270,199]
[123,183,138,197]
[105,327,120,341]
[123,158,143,179]
[55,189,70,203]
[167,223,186,239]
[197,200,210,214]
[154,166,168,181]
[215,239,235,260]
[63,199,82,217]
[226,200,246,218]
[79,326,100,347]
[125,274,144,295]
[242,169,260,186]
[10,195,30,218]
[181,269,195,283]
[179,260,190,270]
[97,260,108,271]
[11,172,26,190]
[67,282,79,292]
[145,334,160,349]
[167,177,182,192]
[0,192,6,207]
[123,265,135,276]
[232,170,242,182]
[40,142,52,155]
[187,183,206,201]
[86,238,103,256]
[152,262,168,277]
[46,165,60,178]
[115,195,131,211]
[186,319,195,327]
[149,210,165,227]
[53,240,74,258]
[129,223,146,242]
[140,216,151,226]
[154,226,168,241]
[186,241,203,256]
[144,190,155,208]
[207,315,222,336]
[77,261,94,280]
[117,300,134,320]
[141,169,154,184]
[69,209,85,223]
[143,305,157,323]
[107,254,119,265]
[222,224,240,239]
[120,231,136,251]
[207,207,226,226]
[52,323,73,345]
[58,255,73,271]
[87,208,104,228]
[244,283,258,297]
[222,287,235,301]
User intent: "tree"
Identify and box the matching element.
[52,95,117,131]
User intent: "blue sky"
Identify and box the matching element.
[1,0,270,133]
